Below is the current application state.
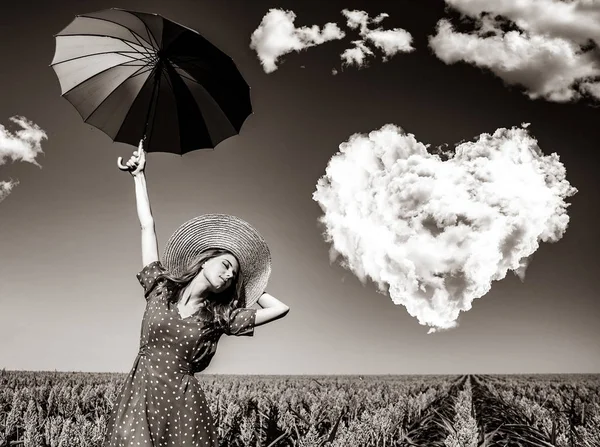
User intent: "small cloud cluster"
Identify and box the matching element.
[0,116,46,203]
[429,0,600,102]
[340,9,414,69]
[313,124,577,333]
[250,8,414,73]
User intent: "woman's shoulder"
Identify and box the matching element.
[136,260,177,298]
[137,260,169,279]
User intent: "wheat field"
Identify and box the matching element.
[0,370,598,447]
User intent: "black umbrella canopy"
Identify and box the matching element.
[51,8,252,154]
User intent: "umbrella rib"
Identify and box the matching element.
[51,50,155,68]
[160,64,176,93]
[169,61,214,88]
[172,70,201,86]
[119,38,156,58]
[145,69,162,139]
[168,57,220,79]
[168,63,227,111]
[132,65,155,77]
[130,27,156,53]
[140,20,160,51]
[83,64,153,123]
[121,10,161,50]
[60,59,153,97]
[120,25,158,54]
[77,14,154,48]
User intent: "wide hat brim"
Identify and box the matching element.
[162,214,271,307]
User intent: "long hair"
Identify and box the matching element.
[156,248,245,330]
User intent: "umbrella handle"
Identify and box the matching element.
[117,157,131,171]
[117,138,146,171]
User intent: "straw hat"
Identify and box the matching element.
[162,214,271,307]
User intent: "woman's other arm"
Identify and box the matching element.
[118,141,159,266]
[254,292,289,327]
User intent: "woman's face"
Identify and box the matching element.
[201,253,239,293]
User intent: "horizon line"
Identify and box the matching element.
[2,369,599,376]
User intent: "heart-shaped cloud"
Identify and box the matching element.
[313,124,577,333]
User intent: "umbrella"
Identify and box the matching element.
[50,8,252,157]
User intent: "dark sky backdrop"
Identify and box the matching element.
[0,0,598,374]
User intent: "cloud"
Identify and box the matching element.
[0,116,47,203]
[366,28,414,59]
[313,124,577,333]
[341,40,375,67]
[444,0,600,44]
[250,9,345,73]
[342,9,388,34]
[0,180,19,203]
[429,0,600,102]
[340,9,414,68]
[251,8,414,72]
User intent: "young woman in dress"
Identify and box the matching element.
[103,142,290,447]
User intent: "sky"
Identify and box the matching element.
[0,0,599,375]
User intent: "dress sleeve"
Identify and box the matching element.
[223,308,257,337]
[135,260,168,300]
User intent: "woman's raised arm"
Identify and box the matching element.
[118,140,159,266]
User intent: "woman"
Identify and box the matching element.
[103,142,290,447]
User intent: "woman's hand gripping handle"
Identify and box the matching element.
[117,138,146,176]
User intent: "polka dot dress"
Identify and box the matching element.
[103,261,256,447]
